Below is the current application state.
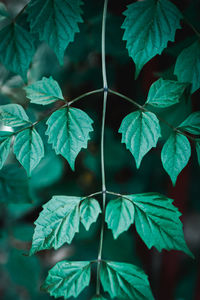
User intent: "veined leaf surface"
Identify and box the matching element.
[178,112,200,135]
[0,131,12,169]
[0,104,30,127]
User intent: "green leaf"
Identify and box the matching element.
[196,141,200,166]
[105,197,134,239]
[119,111,161,168]
[91,296,107,300]
[0,23,35,81]
[27,0,83,64]
[80,198,101,231]
[161,132,191,185]
[13,128,44,176]
[24,77,64,105]
[122,0,182,78]
[100,261,154,300]
[178,112,200,135]
[174,40,200,93]
[46,107,93,171]
[42,261,91,299]
[146,78,188,108]
[0,131,12,169]
[0,104,30,127]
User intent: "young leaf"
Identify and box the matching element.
[105,197,134,239]
[174,40,200,93]
[146,78,188,108]
[27,0,83,64]
[46,107,93,171]
[119,111,161,168]
[80,198,101,231]
[100,261,154,300]
[13,128,44,176]
[24,77,64,105]
[0,23,35,81]
[178,112,200,135]
[42,261,91,299]
[0,104,30,127]
[161,132,191,185]
[122,0,182,78]
[0,131,12,169]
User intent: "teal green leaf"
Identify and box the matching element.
[0,3,10,21]
[161,132,191,185]
[146,78,188,108]
[13,128,44,176]
[196,141,200,166]
[91,296,107,300]
[0,104,30,127]
[122,0,182,78]
[42,261,91,299]
[25,76,64,105]
[46,107,93,171]
[80,198,101,231]
[125,193,193,257]
[0,131,12,169]
[27,0,83,64]
[119,111,161,168]
[105,197,134,239]
[178,112,200,135]
[174,40,200,93]
[100,261,154,300]
[30,196,82,255]
[0,23,35,81]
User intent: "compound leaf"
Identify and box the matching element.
[25,76,64,105]
[161,132,191,186]
[13,128,44,176]
[146,78,188,108]
[46,107,93,171]
[42,261,91,299]
[27,0,83,64]
[80,198,101,231]
[0,23,35,81]
[119,111,161,168]
[0,104,30,127]
[100,261,154,300]
[122,0,182,78]
[196,141,200,166]
[178,112,200,135]
[0,131,12,169]
[174,40,200,93]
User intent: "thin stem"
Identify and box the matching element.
[68,88,103,106]
[96,0,108,296]
[82,191,103,201]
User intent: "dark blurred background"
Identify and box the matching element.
[0,0,200,299]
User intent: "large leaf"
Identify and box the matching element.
[174,40,200,93]
[178,112,200,135]
[0,23,35,81]
[161,132,191,185]
[80,198,101,231]
[13,128,44,176]
[122,0,182,78]
[105,197,134,239]
[119,111,161,168]
[0,131,12,169]
[42,261,91,299]
[100,261,154,300]
[46,107,93,170]
[27,0,83,64]
[25,76,64,105]
[0,104,30,127]
[146,78,188,108]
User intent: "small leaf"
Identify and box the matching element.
[42,261,91,299]
[80,198,101,231]
[0,131,12,169]
[27,0,83,64]
[122,0,182,78]
[46,107,93,171]
[146,78,188,108]
[25,76,64,105]
[174,40,200,93]
[178,112,200,135]
[13,128,44,176]
[0,23,35,81]
[196,141,200,166]
[100,261,154,300]
[161,132,191,185]
[0,104,30,127]
[105,197,134,239]
[119,111,161,168]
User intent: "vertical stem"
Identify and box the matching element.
[96,0,108,295]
